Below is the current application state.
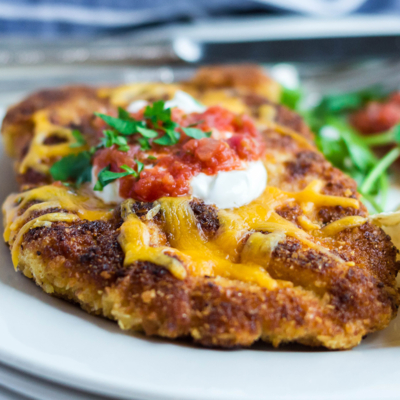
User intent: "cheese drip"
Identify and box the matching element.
[11,213,79,269]
[117,181,360,288]
[3,185,112,245]
[19,110,87,174]
[5,88,366,289]
[5,176,363,289]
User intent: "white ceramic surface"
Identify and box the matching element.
[0,361,109,400]
[2,144,400,400]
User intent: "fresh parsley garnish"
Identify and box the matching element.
[144,100,171,123]
[50,151,92,185]
[94,112,140,135]
[70,130,87,148]
[182,127,212,139]
[280,87,303,111]
[50,99,211,190]
[138,137,151,151]
[136,126,158,138]
[100,130,130,152]
[93,162,143,191]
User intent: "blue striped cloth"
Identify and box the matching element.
[0,0,397,37]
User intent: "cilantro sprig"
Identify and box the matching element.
[50,151,92,185]
[50,99,210,191]
[70,130,87,148]
[93,161,144,191]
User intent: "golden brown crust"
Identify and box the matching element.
[3,65,400,349]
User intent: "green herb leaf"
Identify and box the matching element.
[153,135,174,146]
[70,130,87,148]
[147,155,157,160]
[360,147,400,194]
[95,112,138,135]
[136,126,158,138]
[120,165,138,176]
[136,160,144,173]
[94,162,143,191]
[144,100,170,123]
[393,124,400,144]
[50,151,92,185]
[182,127,212,139]
[315,86,386,116]
[100,130,130,152]
[118,107,132,120]
[138,137,151,151]
[280,87,302,111]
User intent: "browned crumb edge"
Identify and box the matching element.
[2,65,400,349]
[12,198,399,349]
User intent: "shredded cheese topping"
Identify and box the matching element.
[3,83,367,290]
[4,178,362,289]
[20,111,87,174]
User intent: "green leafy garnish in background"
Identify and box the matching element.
[280,87,303,111]
[281,83,398,213]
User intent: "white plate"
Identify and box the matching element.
[2,142,400,400]
[0,361,110,400]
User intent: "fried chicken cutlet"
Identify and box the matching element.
[2,65,399,349]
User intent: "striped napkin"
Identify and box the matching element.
[0,0,396,36]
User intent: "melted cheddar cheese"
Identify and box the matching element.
[3,83,369,289]
[19,110,87,174]
[4,174,363,289]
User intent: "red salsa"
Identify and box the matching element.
[93,105,265,202]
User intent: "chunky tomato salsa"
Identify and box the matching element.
[92,105,265,202]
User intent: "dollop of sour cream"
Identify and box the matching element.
[190,161,267,209]
[93,93,267,208]
[91,161,267,209]
[127,90,206,115]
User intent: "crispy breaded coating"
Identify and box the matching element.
[2,65,399,349]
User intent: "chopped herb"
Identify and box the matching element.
[144,100,170,123]
[70,130,87,148]
[50,151,92,185]
[94,162,143,191]
[182,127,212,139]
[280,87,302,111]
[136,126,158,138]
[100,130,130,152]
[154,134,176,146]
[136,160,144,173]
[118,107,132,120]
[138,137,151,151]
[147,155,157,160]
[94,112,139,135]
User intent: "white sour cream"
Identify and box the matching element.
[190,160,267,209]
[164,90,206,113]
[127,99,148,113]
[91,161,267,208]
[127,90,206,115]
[91,168,123,204]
